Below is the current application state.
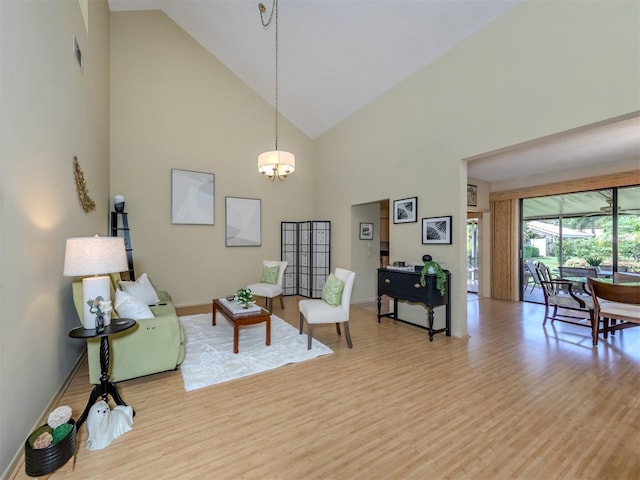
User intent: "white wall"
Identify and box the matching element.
[313,0,640,337]
[109,11,315,306]
[0,0,110,476]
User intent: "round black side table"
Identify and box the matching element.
[68,318,136,429]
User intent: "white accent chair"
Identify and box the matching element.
[299,268,356,350]
[247,260,288,313]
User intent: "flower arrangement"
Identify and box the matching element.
[234,288,254,308]
[87,296,112,332]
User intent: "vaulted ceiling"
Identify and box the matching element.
[109,0,523,139]
[108,0,639,183]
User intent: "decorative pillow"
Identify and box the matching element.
[114,289,154,320]
[322,273,344,307]
[260,265,280,285]
[119,273,160,305]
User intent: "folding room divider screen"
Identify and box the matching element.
[281,221,331,298]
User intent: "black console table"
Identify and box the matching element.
[377,268,451,341]
[68,319,136,428]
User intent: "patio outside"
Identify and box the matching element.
[522,185,639,303]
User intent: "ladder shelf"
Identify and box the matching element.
[110,211,135,280]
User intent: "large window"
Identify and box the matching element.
[522,185,639,302]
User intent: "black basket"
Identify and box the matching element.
[24,419,76,477]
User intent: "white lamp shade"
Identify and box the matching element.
[63,236,128,277]
[258,150,295,177]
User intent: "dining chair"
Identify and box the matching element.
[246,260,288,313]
[613,271,640,283]
[535,263,593,326]
[600,265,628,274]
[557,266,599,279]
[587,278,640,346]
[299,268,356,350]
[524,260,542,294]
[557,266,599,291]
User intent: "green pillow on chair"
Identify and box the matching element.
[260,265,280,285]
[322,273,344,307]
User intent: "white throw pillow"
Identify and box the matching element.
[119,273,160,305]
[114,289,154,320]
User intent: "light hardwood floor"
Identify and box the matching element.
[11,296,640,479]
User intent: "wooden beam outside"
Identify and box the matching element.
[490,170,640,202]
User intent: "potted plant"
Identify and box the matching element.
[419,254,447,296]
[585,256,603,267]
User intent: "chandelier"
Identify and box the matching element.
[258,0,295,181]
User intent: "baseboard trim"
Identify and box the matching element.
[176,303,211,317]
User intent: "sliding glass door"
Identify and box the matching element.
[617,185,640,271]
[521,185,639,303]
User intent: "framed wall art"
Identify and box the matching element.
[393,197,418,223]
[359,222,374,240]
[171,169,215,225]
[467,184,478,207]
[225,197,261,246]
[422,216,452,244]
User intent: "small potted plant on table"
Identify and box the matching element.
[419,254,447,296]
[234,288,254,309]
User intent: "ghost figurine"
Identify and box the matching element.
[86,400,134,450]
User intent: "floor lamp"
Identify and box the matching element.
[63,235,128,329]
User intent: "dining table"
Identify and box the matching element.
[562,275,640,294]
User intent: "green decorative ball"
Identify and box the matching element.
[52,423,73,444]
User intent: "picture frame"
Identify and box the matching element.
[422,216,452,244]
[359,222,374,240]
[225,197,261,246]
[393,197,418,223]
[171,169,215,225]
[467,184,478,207]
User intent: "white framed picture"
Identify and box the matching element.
[171,169,215,225]
[393,197,417,223]
[422,216,452,244]
[225,197,261,246]
[359,222,374,240]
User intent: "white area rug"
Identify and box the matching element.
[179,313,333,391]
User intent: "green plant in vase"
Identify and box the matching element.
[585,256,603,267]
[234,288,254,308]
[419,254,447,296]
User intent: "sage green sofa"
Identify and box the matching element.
[72,273,185,384]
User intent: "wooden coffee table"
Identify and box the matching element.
[212,298,271,354]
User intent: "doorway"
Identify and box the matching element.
[467,218,479,293]
[351,200,387,302]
